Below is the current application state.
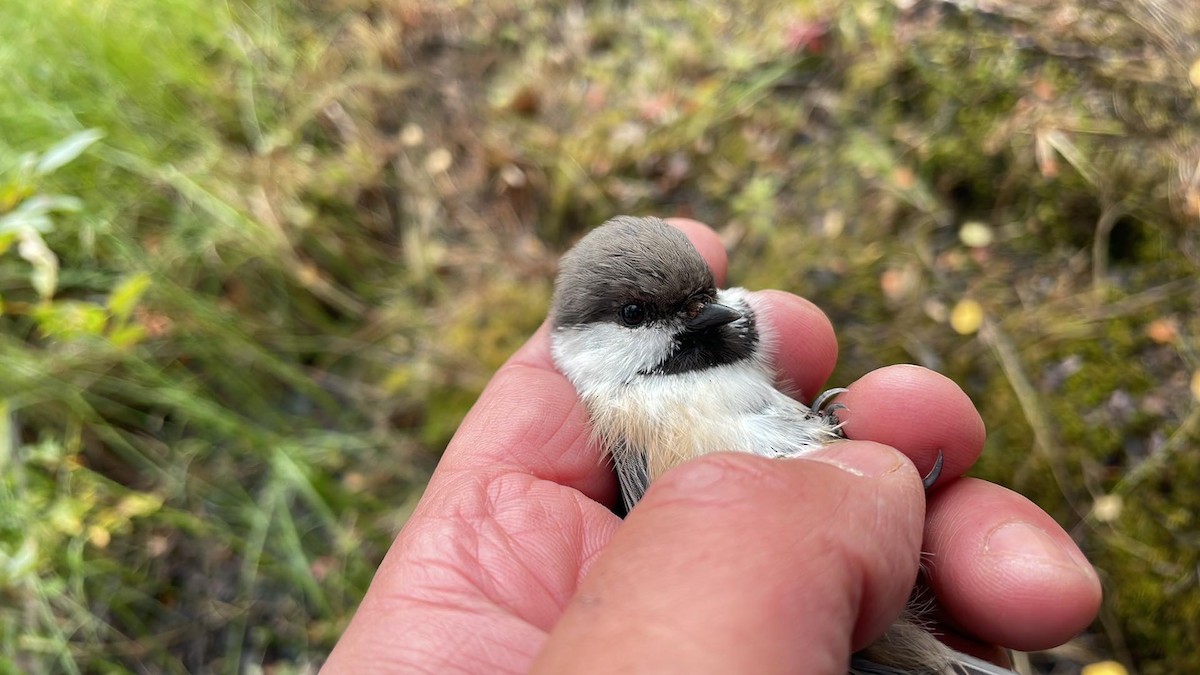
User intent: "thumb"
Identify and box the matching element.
[532,443,927,675]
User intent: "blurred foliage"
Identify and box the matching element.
[1,0,1198,673]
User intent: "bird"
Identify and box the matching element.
[548,215,1009,675]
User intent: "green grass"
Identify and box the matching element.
[2,0,1199,672]
[0,1,440,671]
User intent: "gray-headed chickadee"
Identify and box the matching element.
[549,216,1011,675]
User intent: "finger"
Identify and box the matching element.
[439,330,618,502]
[532,444,927,674]
[434,220,733,501]
[750,290,839,403]
[924,478,1102,651]
[835,365,986,487]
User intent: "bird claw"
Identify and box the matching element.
[922,450,944,490]
[811,387,849,414]
[809,389,943,489]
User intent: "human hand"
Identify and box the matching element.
[322,219,1101,674]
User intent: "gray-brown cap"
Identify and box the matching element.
[551,216,716,329]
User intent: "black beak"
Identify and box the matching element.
[685,302,742,331]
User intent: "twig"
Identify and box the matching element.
[1112,403,1200,495]
[1091,203,1125,293]
[979,317,1089,516]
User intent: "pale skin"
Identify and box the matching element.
[323,219,1102,674]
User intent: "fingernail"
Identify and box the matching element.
[808,443,903,478]
[984,521,1097,578]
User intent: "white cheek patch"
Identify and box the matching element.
[716,287,776,377]
[551,323,677,391]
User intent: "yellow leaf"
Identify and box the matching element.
[1082,661,1128,675]
[1146,318,1178,344]
[958,221,994,248]
[424,148,453,174]
[88,525,112,549]
[50,503,83,536]
[822,210,845,238]
[1091,494,1123,523]
[400,123,425,147]
[383,366,413,394]
[949,299,984,335]
[1190,58,1200,89]
[1191,370,1200,403]
[108,324,147,349]
[107,272,152,322]
[34,301,108,340]
[116,493,164,519]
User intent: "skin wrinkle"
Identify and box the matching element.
[837,366,986,484]
[449,366,577,470]
[362,486,570,673]
[384,506,580,667]
[504,487,590,623]
[642,619,742,672]
[856,476,925,647]
[406,516,497,605]
[768,503,862,670]
[487,474,616,621]
[646,453,790,513]
[573,509,617,584]
[408,365,624,629]
[577,539,799,673]
[397,602,516,665]
[449,361,617,502]
[788,490,875,651]
[402,473,560,622]
[356,558,538,674]
[474,475,586,628]
[639,455,912,657]
[921,479,1101,651]
[438,603,545,675]
[523,398,602,491]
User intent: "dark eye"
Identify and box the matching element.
[619,303,646,326]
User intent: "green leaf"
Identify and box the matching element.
[107,272,152,322]
[108,324,147,348]
[0,195,82,234]
[0,538,38,585]
[33,301,107,339]
[34,129,105,176]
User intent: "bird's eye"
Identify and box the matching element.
[619,303,646,326]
